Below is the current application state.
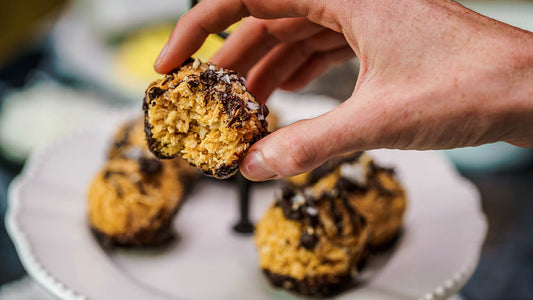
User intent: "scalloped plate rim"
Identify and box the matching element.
[6,110,487,300]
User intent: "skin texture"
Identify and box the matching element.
[154,0,533,181]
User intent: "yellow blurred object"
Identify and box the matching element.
[0,0,66,68]
[114,23,174,85]
[114,20,242,88]
[192,34,226,61]
[191,20,241,60]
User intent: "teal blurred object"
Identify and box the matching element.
[461,1,533,32]
[443,143,533,172]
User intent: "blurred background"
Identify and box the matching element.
[0,0,532,299]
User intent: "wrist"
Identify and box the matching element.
[492,29,533,147]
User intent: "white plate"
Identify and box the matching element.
[6,110,487,300]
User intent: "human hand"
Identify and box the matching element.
[154,0,533,181]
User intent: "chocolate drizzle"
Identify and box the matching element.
[300,231,318,250]
[278,152,404,250]
[199,68,218,85]
[367,161,397,197]
[327,195,344,234]
[187,80,200,90]
[188,65,268,132]
[139,157,163,175]
[111,126,132,155]
[307,152,363,185]
[369,160,395,176]
[276,184,364,250]
[335,177,367,196]
[148,87,166,101]
[103,170,125,179]
[159,60,270,135]
[135,180,147,195]
[290,152,400,199]
[263,267,353,297]
[105,129,166,195]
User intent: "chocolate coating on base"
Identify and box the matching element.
[89,213,175,248]
[206,159,241,179]
[263,269,353,297]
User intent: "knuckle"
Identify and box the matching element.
[283,128,318,174]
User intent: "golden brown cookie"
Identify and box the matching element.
[143,58,269,179]
[254,185,369,296]
[286,152,407,248]
[87,155,184,246]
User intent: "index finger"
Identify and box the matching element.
[154,0,313,73]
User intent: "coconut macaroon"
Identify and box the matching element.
[254,185,370,297]
[88,118,195,247]
[143,58,269,179]
[286,152,407,248]
[87,154,185,246]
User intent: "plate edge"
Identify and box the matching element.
[5,108,136,300]
[416,176,488,300]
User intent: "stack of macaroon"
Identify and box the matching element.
[87,118,198,246]
[88,58,407,297]
[254,152,407,296]
[88,57,270,247]
[89,58,270,247]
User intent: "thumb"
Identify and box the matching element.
[239,99,379,181]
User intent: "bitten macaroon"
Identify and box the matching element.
[143,58,269,179]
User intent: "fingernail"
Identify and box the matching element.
[241,151,277,181]
[154,43,168,69]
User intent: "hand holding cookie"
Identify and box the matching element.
[144,58,269,179]
[154,0,533,181]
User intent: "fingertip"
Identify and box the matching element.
[239,122,322,181]
[242,106,365,180]
[240,150,278,181]
[153,43,169,73]
[153,13,206,74]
